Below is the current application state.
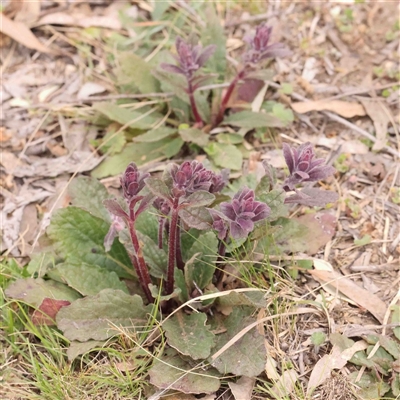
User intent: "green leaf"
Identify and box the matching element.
[93,103,161,130]
[163,137,184,158]
[180,207,213,230]
[179,127,209,147]
[149,350,220,394]
[91,139,172,178]
[174,269,189,303]
[217,290,267,308]
[258,189,288,220]
[182,191,215,208]
[97,126,126,155]
[223,111,285,129]
[135,209,159,243]
[216,133,243,145]
[136,232,167,279]
[134,126,177,143]
[311,332,326,346]
[26,252,58,277]
[47,207,132,278]
[145,177,171,202]
[116,53,160,94]
[391,305,400,341]
[47,262,128,296]
[210,307,266,377]
[354,234,371,246]
[272,103,294,125]
[68,176,111,221]
[151,0,171,20]
[56,289,153,341]
[201,5,226,78]
[185,232,218,291]
[164,311,215,359]
[67,340,106,362]
[149,284,181,302]
[204,142,243,170]
[5,278,81,308]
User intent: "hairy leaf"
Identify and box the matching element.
[93,102,161,130]
[149,350,220,394]
[116,53,160,94]
[145,177,171,203]
[134,126,177,143]
[47,207,132,278]
[204,142,243,170]
[67,340,106,362]
[284,188,339,207]
[56,289,153,341]
[48,262,128,296]
[179,206,212,230]
[179,127,209,147]
[5,278,80,307]
[210,307,266,376]
[135,208,159,243]
[185,232,218,291]
[182,191,215,209]
[217,290,267,308]
[164,311,215,359]
[258,189,287,220]
[223,111,285,129]
[68,176,111,221]
[92,139,173,178]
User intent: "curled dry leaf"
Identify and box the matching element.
[228,376,255,400]
[291,100,366,118]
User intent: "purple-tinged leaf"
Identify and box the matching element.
[32,298,71,326]
[160,63,185,75]
[180,191,215,209]
[144,177,172,204]
[197,44,217,67]
[284,188,339,207]
[179,206,213,230]
[103,199,128,219]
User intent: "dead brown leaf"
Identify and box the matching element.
[292,100,366,118]
[308,269,387,323]
[228,376,255,400]
[269,369,299,399]
[359,99,391,151]
[0,14,50,53]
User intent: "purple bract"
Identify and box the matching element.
[282,142,336,192]
[121,163,149,200]
[210,187,270,240]
[161,37,216,79]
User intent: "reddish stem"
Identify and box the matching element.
[213,68,246,128]
[214,235,228,283]
[128,220,153,303]
[166,198,180,294]
[175,218,184,270]
[187,79,203,127]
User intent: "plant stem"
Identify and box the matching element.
[158,218,164,249]
[175,218,184,270]
[166,198,180,294]
[214,234,228,283]
[128,220,153,303]
[187,79,203,127]
[213,68,246,128]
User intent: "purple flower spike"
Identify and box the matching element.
[244,23,291,65]
[211,187,270,240]
[282,142,336,192]
[121,163,149,200]
[161,37,216,79]
[171,160,215,196]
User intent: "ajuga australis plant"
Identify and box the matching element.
[103,142,337,303]
[161,23,290,129]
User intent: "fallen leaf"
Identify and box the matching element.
[292,100,366,118]
[0,14,50,53]
[31,298,71,326]
[359,99,391,151]
[308,269,387,323]
[307,341,367,395]
[77,82,107,100]
[229,376,255,400]
[269,369,299,399]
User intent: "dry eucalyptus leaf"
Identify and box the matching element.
[0,14,50,53]
[309,269,387,323]
[292,100,366,118]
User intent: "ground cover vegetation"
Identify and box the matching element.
[1,1,399,399]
